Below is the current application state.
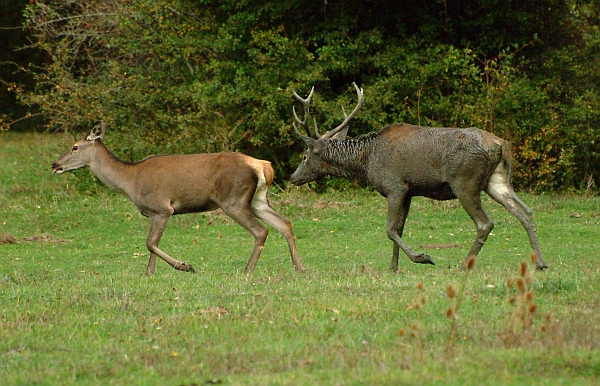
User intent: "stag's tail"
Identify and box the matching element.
[500,140,515,188]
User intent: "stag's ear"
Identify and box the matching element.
[307,137,324,155]
[87,121,106,141]
[301,135,317,149]
[330,126,348,140]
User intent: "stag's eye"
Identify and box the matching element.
[72,145,78,151]
[303,154,308,162]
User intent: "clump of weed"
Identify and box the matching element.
[400,282,427,364]
[445,255,476,353]
[500,254,541,347]
[540,312,565,348]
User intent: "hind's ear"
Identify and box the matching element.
[86,121,106,141]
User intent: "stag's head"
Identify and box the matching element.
[52,122,106,174]
[289,83,364,185]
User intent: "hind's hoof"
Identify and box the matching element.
[176,263,195,273]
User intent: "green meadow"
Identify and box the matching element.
[1,133,599,385]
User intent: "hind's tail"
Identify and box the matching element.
[259,160,275,187]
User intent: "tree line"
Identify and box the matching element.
[2,0,599,192]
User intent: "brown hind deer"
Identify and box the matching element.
[52,122,305,275]
[290,83,547,271]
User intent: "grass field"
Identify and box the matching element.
[1,132,599,385]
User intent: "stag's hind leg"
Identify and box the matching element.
[485,164,547,270]
[455,191,494,269]
[449,176,496,270]
[146,213,195,275]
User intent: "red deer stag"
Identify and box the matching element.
[52,122,305,275]
[290,83,547,271]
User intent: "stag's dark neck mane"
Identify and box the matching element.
[320,129,383,180]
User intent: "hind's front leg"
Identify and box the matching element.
[146,214,195,274]
[146,253,157,275]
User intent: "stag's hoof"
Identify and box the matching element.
[176,263,196,273]
[295,265,307,273]
[536,264,548,271]
[413,254,435,265]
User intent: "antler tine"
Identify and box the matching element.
[312,117,322,139]
[292,106,308,134]
[292,87,316,137]
[321,82,364,139]
[292,120,306,138]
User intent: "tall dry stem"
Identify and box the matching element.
[445,256,475,353]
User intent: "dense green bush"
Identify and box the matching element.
[6,0,600,192]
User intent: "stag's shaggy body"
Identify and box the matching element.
[290,84,547,271]
[53,123,305,275]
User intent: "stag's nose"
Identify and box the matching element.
[289,172,306,186]
[289,173,300,185]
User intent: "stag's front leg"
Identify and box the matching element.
[390,195,411,271]
[391,243,400,272]
[386,193,435,268]
[145,214,195,274]
[455,191,494,270]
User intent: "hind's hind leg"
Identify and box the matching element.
[250,183,305,272]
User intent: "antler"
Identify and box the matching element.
[292,86,317,138]
[292,83,364,140]
[320,82,364,140]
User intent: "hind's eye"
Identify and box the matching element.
[72,145,78,151]
[303,155,308,162]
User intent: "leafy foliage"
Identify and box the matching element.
[4,0,600,191]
